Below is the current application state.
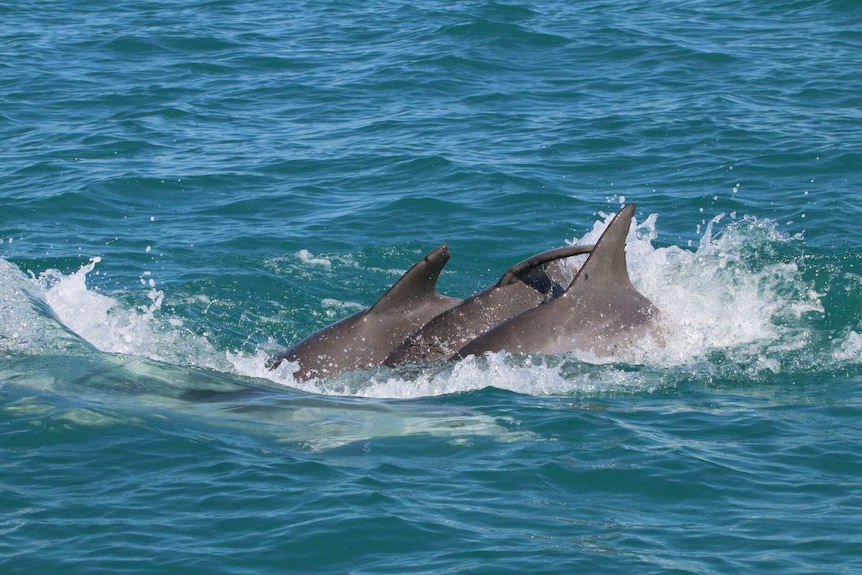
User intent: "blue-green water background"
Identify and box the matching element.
[2,1,861,573]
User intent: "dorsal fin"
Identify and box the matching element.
[497,244,594,288]
[562,204,636,299]
[369,244,455,314]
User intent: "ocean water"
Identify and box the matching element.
[2,0,861,572]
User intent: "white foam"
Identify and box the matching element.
[557,209,822,369]
[832,330,862,364]
[297,249,332,268]
[0,258,51,352]
[35,257,229,371]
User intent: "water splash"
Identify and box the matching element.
[296,249,333,268]
[625,212,823,368]
[244,210,833,396]
[2,209,845,399]
[33,257,230,371]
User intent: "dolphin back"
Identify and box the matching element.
[267,245,459,380]
[385,244,594,366]
[454,204,659,358]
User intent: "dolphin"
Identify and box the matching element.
[267,245,460,381]
[454,204,659,359]
[384,244,594,367]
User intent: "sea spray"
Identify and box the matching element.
[35,257,230,371]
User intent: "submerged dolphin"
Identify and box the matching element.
[267,245,460,381]
[454,204,659,359]
[384,244,594,367]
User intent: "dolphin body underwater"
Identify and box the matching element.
[267,204,659,381]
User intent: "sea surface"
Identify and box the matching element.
[2,0,861,573]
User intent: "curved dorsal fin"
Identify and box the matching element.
[369,244,456,313]
[562,204,636,299]
[497,244,594,288]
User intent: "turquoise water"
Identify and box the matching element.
[2,0,861,572]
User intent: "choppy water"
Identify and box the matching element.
[2,1,861,573]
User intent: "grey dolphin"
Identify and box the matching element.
[454,204,659,359]
[384,244,594,367]
[267,245,460,381]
